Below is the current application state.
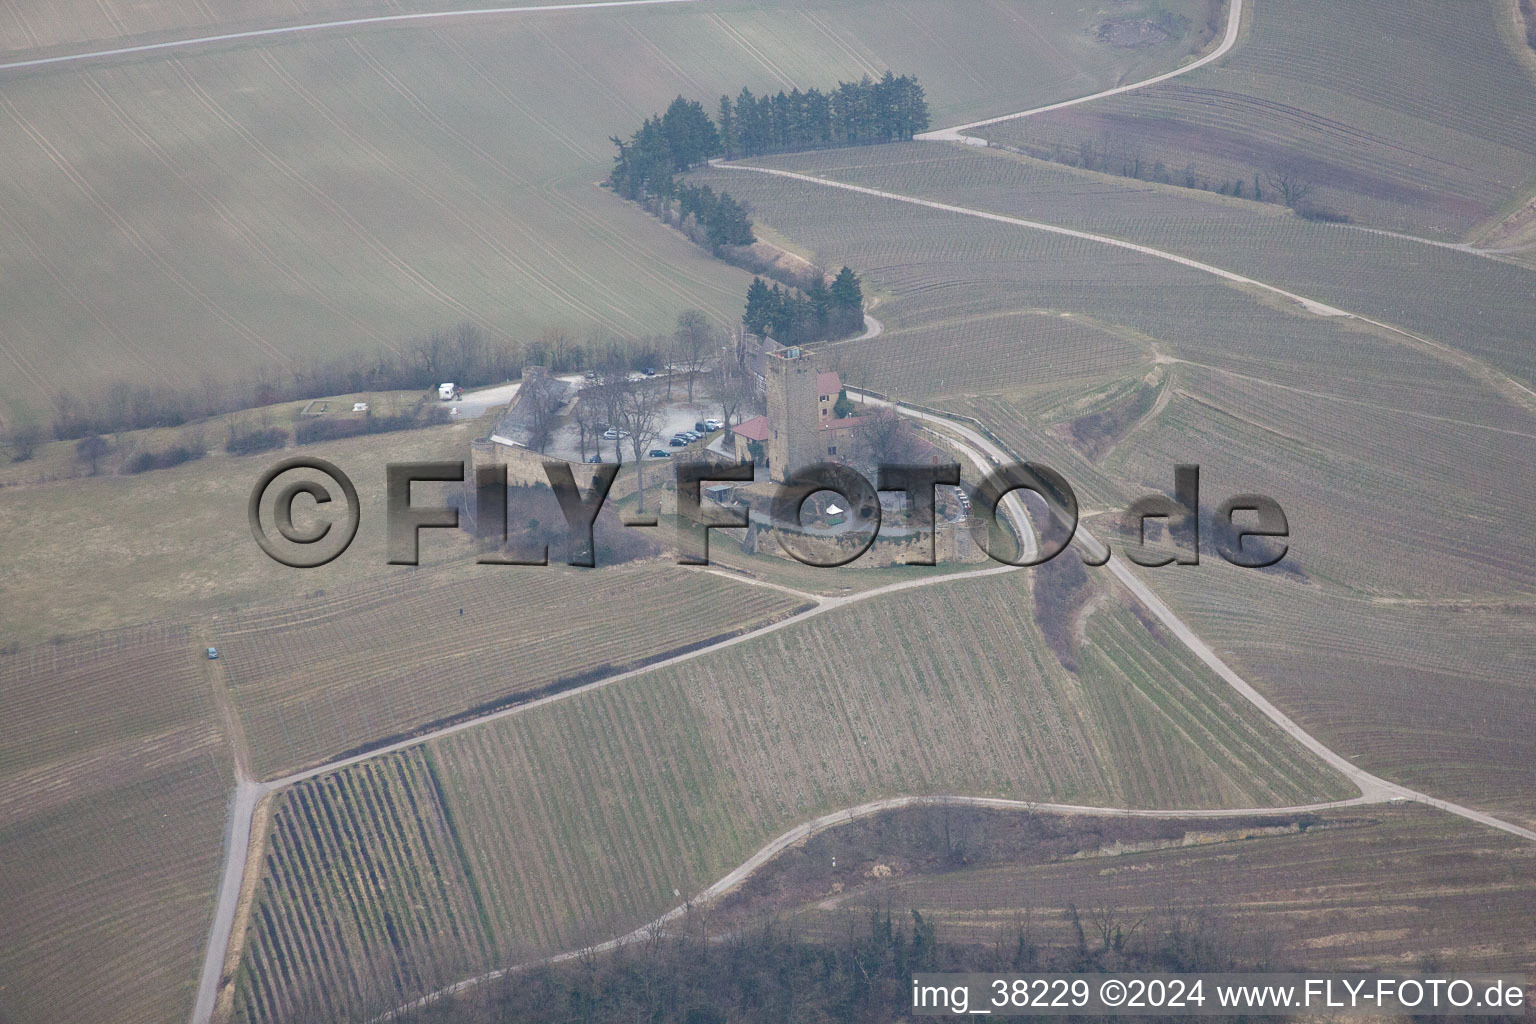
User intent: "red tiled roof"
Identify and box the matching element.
[820,415,867,431]
[732,415,772,442]
[817,371,842,396]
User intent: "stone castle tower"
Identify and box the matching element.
[765,346,820,482]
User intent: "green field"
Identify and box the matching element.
[232,572,1352,1020]
[0,0,1217,422]
[982,0,1536,240]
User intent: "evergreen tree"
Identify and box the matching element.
[806,275,831,331]
[706,193,755,247]
[743,277,775,338]
[661,96,719,170]
[717,94,737,158]
[830,265,864,334]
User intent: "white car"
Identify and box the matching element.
[602,428,630,440]
[704,418,723,432]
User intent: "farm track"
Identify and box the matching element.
[709,161,1536,417]
[380,793,1382,1020]
[28,0,1514,1014]
[0,0,706,73]
[375,394,1536,1019]
[198,396,1536,1024]
[917,0,1523,262]
[913,0,1246,143]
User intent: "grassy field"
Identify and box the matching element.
[0,0,1217,422]
[0,623,235,1024]
[982,0,1536,240]
[7,3,1534,1017]
[217,560,810,778]
[231,572,1352,1020]
[0,414,493,641]
[786,803,1536,972]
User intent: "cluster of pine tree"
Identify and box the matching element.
[607,71,930,198]
[718,72,929,158]
[608,96,719,200]
[742,267,864,345]
[676,183,754,247]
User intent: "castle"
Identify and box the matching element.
[731,345,867,482]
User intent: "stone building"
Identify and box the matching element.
[732,346,867,481]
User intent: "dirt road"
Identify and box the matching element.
[381,792,1379,1020]
[915,0,1245,144]
[0,0,705,73]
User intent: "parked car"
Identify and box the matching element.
[648,449,671,458]
[694,421,709,432]
[602,428,630,440]
[643,367,657,376]
[586,454,603,464]
[206,647,219,660]
[704,418,723,432]
[683,430,702,441]
[669,437,688,447]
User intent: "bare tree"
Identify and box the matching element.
[586,365,630,463]
[674,309,714,403]
[535,323,576,373]
[452,321,485,381]
[572,385,602,461]
[521,374,564,453]
[716,358,755,438]
[1263,163,1316,209]
[663,335,675,400]
[75,434,108,475]
[413,329,448,382]
[858,406,922,466]
[620,379,665,511]
[6,418,42,462]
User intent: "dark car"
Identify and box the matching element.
[669,437,687,447]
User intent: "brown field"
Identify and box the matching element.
[981,0,1536,239]
[735,143,1536,389]
[215,559,810,778]
[787,803,1536,973]
[686,142,1536,836]
[0,0,1218,420]
[0,416,491,642]
[234,751,486,1022]
[0,623,235,1024]
[1145,567,1536,832]
[231,571,1353,1019]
